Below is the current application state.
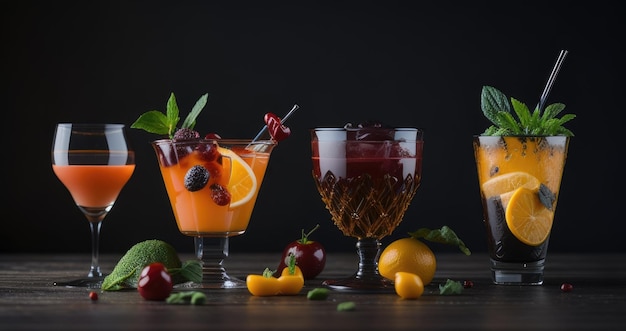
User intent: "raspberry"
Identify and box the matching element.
[210,184,231,206]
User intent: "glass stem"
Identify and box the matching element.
[194,237,230,285]
[355,238,382,280]
[87,221,103,278]
[79,205,110,279]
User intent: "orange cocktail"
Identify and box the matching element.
[52,165,135,208]
[473,136,569,272]
[153,139,232,236]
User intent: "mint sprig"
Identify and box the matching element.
[131,92,208,138]
[481,86,575,136]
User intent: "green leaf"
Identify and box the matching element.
[131,92,212,139]
[166,291,206,305]
[178,260,202,283]
[481,86,511,126]
[337,301,356,311]
[439,279,463,295]
[130,111,171,135]
[479,86,574,137]
[307,288,330,300]
[408,226,471,255]
[181,93,208,129]
[541,103,566,121]
[165,93,180,136]
[511,98,532,132]
[495,112,522,134]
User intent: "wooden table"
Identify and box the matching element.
[1,252,625,330]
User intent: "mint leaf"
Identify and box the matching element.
[165,92,180,135]
[130,111,171,135]
[408,226,471,255]
[439,279,463,295]
[181,93,208,129]
[132,92,210,139]
[481,85,511,125]
[480,85,575,136]
[166,291,206,305]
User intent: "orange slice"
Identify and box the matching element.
[218,147,257,208]
[481,172,540,207]
[505,187,554,246]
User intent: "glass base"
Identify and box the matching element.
[490,258,544,285]
[53,276,104,289]
[322,274,395,293]
[175,275,246,289]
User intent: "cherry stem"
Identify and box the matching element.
[301,224,320,244]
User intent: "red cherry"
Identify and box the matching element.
[204,133,222,139]
[276,225,326,280]
[138,263,173,301]
[560,283,574,292]
[264,112,291,142]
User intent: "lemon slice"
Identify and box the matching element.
[218,147,257,208]
[505,187,554,246]
[481,171,540,202]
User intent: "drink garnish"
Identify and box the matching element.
[263,112,291,142]
[131,92,208,139]
[251,104,299,142]
[480,86,575,136]
[480,50,575,136]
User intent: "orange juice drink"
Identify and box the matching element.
[153,140,233,236]
[52,165,135,207]
[473,135,569,284]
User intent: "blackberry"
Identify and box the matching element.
[173,128,200,141]
[184,165,210,192]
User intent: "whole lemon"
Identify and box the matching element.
[378,237,436,285]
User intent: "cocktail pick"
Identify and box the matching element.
[536,49,568,112]
[251,104,300,142]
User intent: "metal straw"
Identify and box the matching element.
[251,104,300,142]
[536,49,569,112]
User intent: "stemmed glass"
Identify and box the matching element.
[151,138,276,288]
[311,125,424,292]
[52,123,135,288]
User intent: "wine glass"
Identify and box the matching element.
[311,125,424,292]
[52,123,135,288]
[151,138,276,288]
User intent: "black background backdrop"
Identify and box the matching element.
[3,1,624,256]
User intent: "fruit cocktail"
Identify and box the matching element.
[474,81,574,285]
[133,92,289,288]
[311,123,424,291]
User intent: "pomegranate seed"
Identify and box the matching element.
[560,283,573,292]
[89,291,98,301]
[463,280,474,288]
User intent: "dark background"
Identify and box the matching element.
[2,1,623,256]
